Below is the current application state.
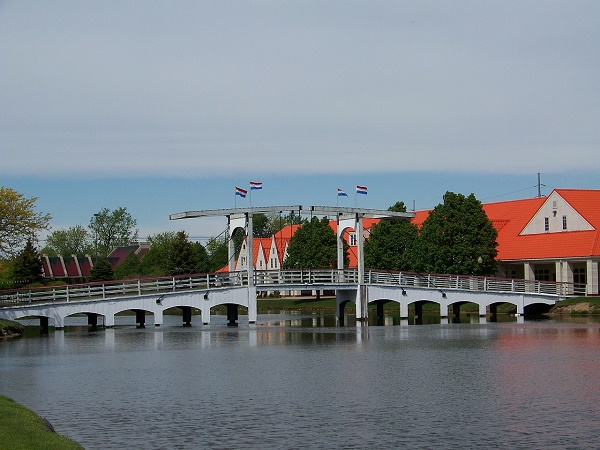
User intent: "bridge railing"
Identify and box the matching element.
[365,269,572,296]
[0,271,249,307]
[0,268,572,308]
[254,269,359,286]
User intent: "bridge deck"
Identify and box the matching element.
[0,269,572,308]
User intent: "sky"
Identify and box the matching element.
[2,1,599,243]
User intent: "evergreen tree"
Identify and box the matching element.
[90,258,114,281]
[168,231,199,274]
[12,239,43,285]
[413,192,498,275]
[283,216,341,269]
[364,201,418,271]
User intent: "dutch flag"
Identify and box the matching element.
[356,185,368,195]
[250,181,263,190]
[235,186,248,198]
[338,188,348,197]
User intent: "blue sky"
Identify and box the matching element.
[2,1,599,243]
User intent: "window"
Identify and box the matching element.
[348,232,357,246]
[562,215,567,230]
[534,269,550,281]
[544,217,549,232]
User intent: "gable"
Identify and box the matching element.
[520,191,594,235]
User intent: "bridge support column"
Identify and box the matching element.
[227,304,238,327]
[248,286,257,324]
[135,309,145,329]
[479,303,487,317]
[88,313,98,331]
[181,306,192,327]
[400,302,409,320]
[154,309,163,327]
[40,316,49,335]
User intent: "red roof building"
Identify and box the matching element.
[235,189,600,296]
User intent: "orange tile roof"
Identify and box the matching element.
[482,190,600,261]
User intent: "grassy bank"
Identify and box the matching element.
[0,396,83,450]
[0,318,24,337]
[550,297,600,315]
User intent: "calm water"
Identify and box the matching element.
[2,314,600,449]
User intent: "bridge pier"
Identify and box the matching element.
[40,316,49,335]
[452,303,461,323]
[226,304,238,327]
[135,309,145,329]
[181,306,192,327]
[88,313,98,331]
[400,303,409,320]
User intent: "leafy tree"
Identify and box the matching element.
[364,201,418,271]
[193,241,210,273]
[90,258,114,281]
[206,235,229,271]
[12,239,43,285]
[283,216,341,269]
[252,213,272,238]
[413,192,498,276]
[114,252,142,280]
[0,187,51,258]
[140,232,177,276]
[168,231,200,275]
[44,225,92,257]
[88,207,138,257]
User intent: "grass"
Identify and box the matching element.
[0,318,24,336]
[0,396,83,450]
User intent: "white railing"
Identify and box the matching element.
[0,269,571,308]
[0,271,248,307]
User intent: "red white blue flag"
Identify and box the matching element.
[235,186,248,198]
[356,185,368,195]
[338,188,348,197]
[250,181,263,190]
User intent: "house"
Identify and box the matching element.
[41,242,150,281]
[234,189,600,296]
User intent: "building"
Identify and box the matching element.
[235,189,600,296]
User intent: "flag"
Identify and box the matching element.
[356,185,368,195]
[235,186,247,198]
[337,188,348,197]
[250,181,263,190]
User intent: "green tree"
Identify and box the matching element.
[89,207,138,257]
[364,201,418,271]
[206,235,228,272]
[44,225,92,257]
[283,216,341,269]
[413,192,498,276]
[193,241,210,273]
[0,187,51,258]
[140,232,177,276]
[168,231,200,275]
[113,252,142,280]
[89,259,114,281]
[12,239,43,285]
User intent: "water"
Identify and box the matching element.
[2,314,600,449]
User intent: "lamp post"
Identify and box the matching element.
[93,213,99,260]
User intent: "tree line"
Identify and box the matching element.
[0,186,498,288]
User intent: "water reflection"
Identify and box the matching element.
[3,314,600,449]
